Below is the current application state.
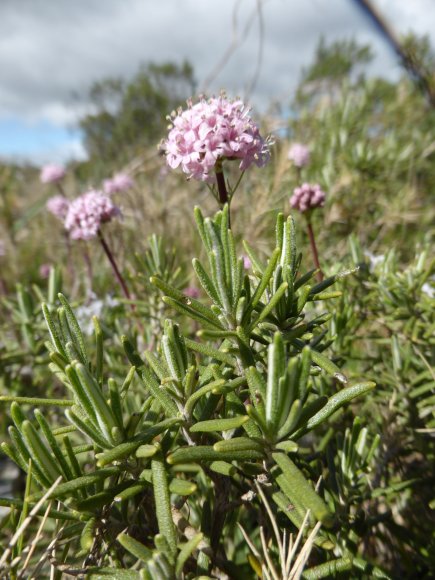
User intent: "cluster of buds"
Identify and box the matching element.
[290,183,326,214]
[287,143,310,168]
[103,173,134,195]
[64,190,120,241]
[40,164,66,184]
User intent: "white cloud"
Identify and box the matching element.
[0,0,434,126]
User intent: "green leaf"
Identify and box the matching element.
[175,533,204,575]
[247,247,281,311]
[80,518,97,551]
[273,452,334,528]
[122,336,179,417]
[266,333,286,431]
[310,350,348,383]
[30,468,119,501]
[34,410,74,481]
[117,533,153,563]
[299,381,376,435]
[21,420,63,483]
[151,453,177,556]
[58,293,88,364]
[0,396,74,407]
[167,445,264,464]
[184,338,234,365]
[213,437,265,454]
[190,415,249,433]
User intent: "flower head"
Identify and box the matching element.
[39,263,52,279]
[287,143,310,168]
[103,172,134,195]
[184,286,200,299]
[290,183,326,213]
[242,255,252,270]
[46,195,70,220]
[40,164,66,184]
[64,190,120,241]
[164,94,271,182]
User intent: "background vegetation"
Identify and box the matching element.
[0,37,434,579]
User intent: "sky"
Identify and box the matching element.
[1,0,434,165]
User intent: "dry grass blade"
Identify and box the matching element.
[260,526,280,580]
[28,524,66,579]
[0,476,62,571]
[289,521,321,580]
[19,501,53,577]
[256,480,286,577]
[286,510,312,574]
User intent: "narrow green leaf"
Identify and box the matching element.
[21,420,63,483]
[184,338,234,365]
[167,445,264,464]
[58,293,88,364]
[248,247,281,310]
[117,533,153,563]
[0,396,73,407]
[175,533,204,575]
[66,409,113,449]
[213,437,264,453]
[273,452,334,528]
[190,415,249,433]
[35,410,74,481]
[122,336,179,417]
[31,468,119,501]
[311,350,348,383]
[302,381,376,433]
[42,302,66,357]
[93,316,103,385]
[151,453,177,556]
[80,518,97,551]
[266,332,286,430]
[169,478,197,495]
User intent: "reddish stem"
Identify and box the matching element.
[215,169,228,206]
[306,220,323,282]
[98,230,131,301]
[215,167,231,228]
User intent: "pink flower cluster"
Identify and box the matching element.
[288,143,310,168]
[290,183,326,213]
[46,195,70,220]
[64,190,120,240]
[40,164,66,184]
[165,95,271,182]
[103,173,134,195]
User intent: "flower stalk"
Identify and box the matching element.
[97,230,131,302]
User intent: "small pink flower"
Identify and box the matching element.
[242,255,252,270]
[46,195,70,220]
[164,94,271,183]
[64,190,120,241]
[290,183,326,213]
[288,143,310,168]
[103,173,135,195]
[184,286,200,299]
[40,164,66,184]
[39,263,52,279]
